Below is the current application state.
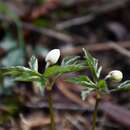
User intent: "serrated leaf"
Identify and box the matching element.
[110,80,130,92]
[97,66,102,79]
[29,56,38,71]
[15,75,41,82]
[61,56,80,66]
[117,80,130,90]
[0,66,42,82]
[67,75,96,88]
[44,65,84,78]
[83,48,102,80]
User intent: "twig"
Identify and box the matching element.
[28,0,60,20]
[61,41,130,56]
[57,80,88,108]
[60,0,88,7]
[22,22,74,43]
[55,14,95,30]
[65,114,83,130]
[55,0,128,30]
[100,102,130,128]
[28,0,88,20]
[20,113,59,128]
[0,14,73,43]
[108,42,130,58]
[90,0,128,13]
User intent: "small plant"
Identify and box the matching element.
[0,49,84,130]
[0,48,130,130]
[68,48,130,130]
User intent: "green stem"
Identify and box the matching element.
[48,89,56,130]
[91,93,100,130]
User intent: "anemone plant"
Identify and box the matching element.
[0,48,130,130]
[0,49,85,130]
[68,48,130,130]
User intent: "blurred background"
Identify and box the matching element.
[0,0,130,130]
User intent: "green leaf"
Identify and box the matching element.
[109,80,130,92]
[44,55,85,78]
[67,75,96,88]
[0,66,42,82]
[61,56,81,66]
[29,56,38,72]
[97,80,107,91]
[15,75,41,82]
[97,66,102,79]
[83,48,102,80]
[44,65,84,78]
[33,78,46,95]
[81,88,94,101]
[117,80,130,90]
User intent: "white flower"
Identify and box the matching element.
[106,70,123,82]
[45,49,60,68]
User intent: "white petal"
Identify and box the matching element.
[45,49,60,65]
[109,70,123,82]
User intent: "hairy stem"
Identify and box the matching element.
[91,93,100,130]
[48,89,56,130]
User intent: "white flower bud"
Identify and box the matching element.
[106,70,123,82]
[45,49,60,68]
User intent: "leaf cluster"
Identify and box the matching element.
[68,48,130,100]
[0,55,84,94]
[0,49,130,99]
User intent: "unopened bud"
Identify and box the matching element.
[45,49,60,68]
[106,70,123,82]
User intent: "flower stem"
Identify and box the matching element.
[48,89,56,130]
[91,93,100,130]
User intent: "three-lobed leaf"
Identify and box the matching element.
[67,75,96,88]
